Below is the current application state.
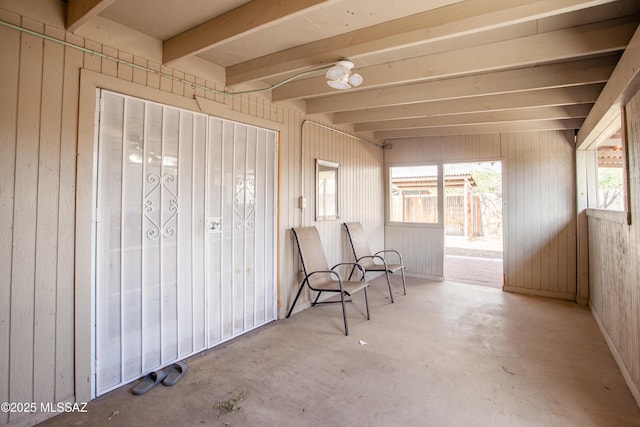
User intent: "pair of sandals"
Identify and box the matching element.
[131,361,188,395]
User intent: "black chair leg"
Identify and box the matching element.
[286,282,307,318]
[340,292,349,336]
[312,291,322,306]
[347,264,357,280]
[364,287,370,320]
[385,270,395,303]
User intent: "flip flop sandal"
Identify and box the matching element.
[131,369,169,395]
[162,361,188,386]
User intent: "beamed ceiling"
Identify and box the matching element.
[66,0,640,143]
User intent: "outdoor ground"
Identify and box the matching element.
[445,235,503,288]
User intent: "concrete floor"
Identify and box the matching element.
[41,277,640,427]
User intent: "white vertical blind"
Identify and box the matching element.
[95,91,277,396]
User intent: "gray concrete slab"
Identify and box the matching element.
[40,277,640,427]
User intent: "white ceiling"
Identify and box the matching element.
[67,0,640,141]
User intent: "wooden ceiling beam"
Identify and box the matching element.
[578,23,640,148]
[226,0,617,85]
[274,17,635,101]
[355,104,592,132]
[334,84,603,124]
[310,56,616,114]
[375,119,584,140]
[162,0,332,66]
[66,0,117,32]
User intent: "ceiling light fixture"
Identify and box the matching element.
[326,60,363,90]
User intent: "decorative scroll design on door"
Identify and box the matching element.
[234,175,255,230]
[144,172,178,240]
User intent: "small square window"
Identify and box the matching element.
[389,165,439,224]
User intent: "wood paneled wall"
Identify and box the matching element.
[385,134,503,163]
[0,7,385,426]
[0,12,78,427]
[588,89,640,404]
[385,225,444,279]
[280,118,385,315]
[384,131,577,299]
[502,131,577,298]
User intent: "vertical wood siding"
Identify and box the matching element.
[502,130,577,298]
[589,89,640,404]
[0,8,385,425]
[385,225,444,279]
[384,132,577,299]
[0,11,20,425]
[282,120,384,315]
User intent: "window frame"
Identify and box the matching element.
[315,158,340,221]
[387,163,444,227]
[581,106,632,224]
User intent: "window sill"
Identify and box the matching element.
[586,208,631,225]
